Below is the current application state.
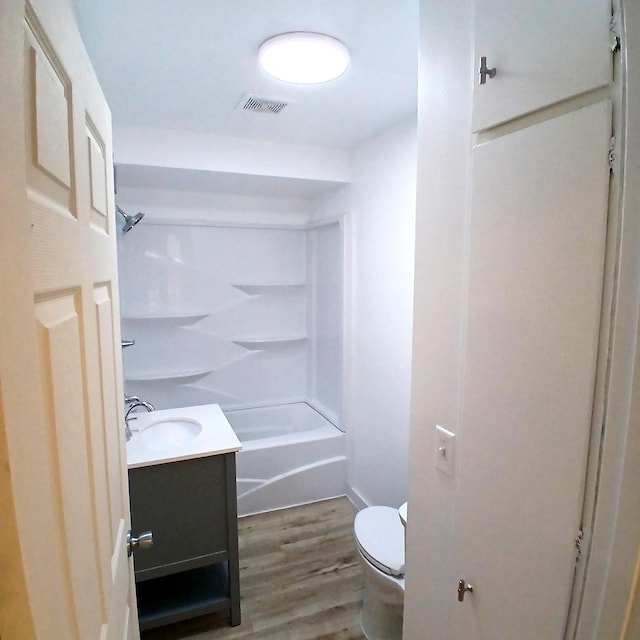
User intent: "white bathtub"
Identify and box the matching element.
[223,402,346,517]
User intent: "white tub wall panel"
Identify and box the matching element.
[118,215,310,409]
[121,224,307,291]
[205,347,308,409]
[200,289,306,343]
[225,402,329,436]
[118,220,307,316]
[236,457,347,517]
[307,222,344,428]
[126,348,307,412]
[121,323,244,378]
[228,402,347,517]
[235,432,345,479]
[124,379,237,412]
[118,231,246,317]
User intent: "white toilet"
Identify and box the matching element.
[354,504,406,640]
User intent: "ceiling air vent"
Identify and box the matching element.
[237,93,288,115]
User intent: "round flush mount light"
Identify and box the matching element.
[258,32,350,84]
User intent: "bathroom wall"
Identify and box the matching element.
[116,119,417,509]
[315,117,417,508]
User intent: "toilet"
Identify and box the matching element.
[354,504,406,640]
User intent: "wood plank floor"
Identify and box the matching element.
[141,497,366,640]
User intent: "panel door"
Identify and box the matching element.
[453,101,611,638]
[472,0,611,132]
[0,0,137,638]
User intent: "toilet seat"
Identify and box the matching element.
[354,506,405,577]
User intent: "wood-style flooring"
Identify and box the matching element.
[141,497,366,640]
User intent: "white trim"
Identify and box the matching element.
[347,485,369,511]
[574,1,640,637]
[342,210,357,500]
[138,213,347,231]
[306,213,346,229]
[134,217,310,231]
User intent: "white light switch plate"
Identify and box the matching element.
[435,425,456,476]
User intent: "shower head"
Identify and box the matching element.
[116,205,145,233]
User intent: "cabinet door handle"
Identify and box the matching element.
[457,578,474,602]
[127,529,153,557]
[478,56,497,84]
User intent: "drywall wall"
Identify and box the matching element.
[346,116,417,508]
[403,0,473,637]
[114,124,351,184]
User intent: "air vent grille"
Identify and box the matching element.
[238,94,288,115]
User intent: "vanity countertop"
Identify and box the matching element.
[126,403,241,469]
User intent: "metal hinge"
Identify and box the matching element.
[609,136,618,172]
[610,13,621,52]
[575,529,584,562]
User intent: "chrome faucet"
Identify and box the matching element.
[124,398,155,441]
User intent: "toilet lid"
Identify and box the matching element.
[354,506,405,577]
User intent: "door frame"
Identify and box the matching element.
[569,1,640,637]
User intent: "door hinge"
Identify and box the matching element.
[610,13,621,52]
[575,528,584,562]
[609,136,618,173]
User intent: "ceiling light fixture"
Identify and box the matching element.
[258,32,350,84]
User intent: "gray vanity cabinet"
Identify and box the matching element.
[129,453,240,630]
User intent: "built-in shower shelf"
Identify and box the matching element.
[122,311,210,322]
[125,366,214,382]
[231,282,306,295]
[232,335,307,350]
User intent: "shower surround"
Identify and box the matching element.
[118,213,345,513]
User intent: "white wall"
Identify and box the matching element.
[404,0,472,637]
[346,117,417,508]
[114,124,351,184]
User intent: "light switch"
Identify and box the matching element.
[435,425,456,476]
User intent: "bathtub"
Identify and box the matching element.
[223,402,346,517]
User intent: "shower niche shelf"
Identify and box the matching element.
[231,282,306,295]
[122,311,210,322]
[125,366,214,382]
[232,335,307,350]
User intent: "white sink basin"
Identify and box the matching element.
[125,404,241,469]
[137,417,203,449]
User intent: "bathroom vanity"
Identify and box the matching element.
[126,404,242,631]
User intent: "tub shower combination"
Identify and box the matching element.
[118,219,346,516]
[224,402,346,517]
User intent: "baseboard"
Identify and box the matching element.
[346,485,370,511]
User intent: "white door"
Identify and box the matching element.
[452,101,612,638]
[0,0,137,638]
[472,0,611,132]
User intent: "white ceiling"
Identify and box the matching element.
[71,0,418,151]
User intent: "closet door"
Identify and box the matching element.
[452,101,611,639]
[472,0,611,132]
